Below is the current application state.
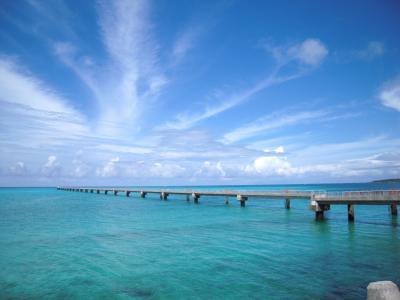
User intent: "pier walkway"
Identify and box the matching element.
[57,187,400,222]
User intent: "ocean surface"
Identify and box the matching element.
[0,183,399,299]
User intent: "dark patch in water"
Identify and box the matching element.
[123,287,154,299]
[211,263,229,273]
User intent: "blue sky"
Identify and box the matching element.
[0,0,399,186]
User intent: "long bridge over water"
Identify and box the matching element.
[57,187,399,221]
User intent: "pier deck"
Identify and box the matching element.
[57,187,400,221]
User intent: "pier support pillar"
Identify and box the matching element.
[160,192,168,200]
[186,195,190,202]
[140,191,146,198]
[348,204,355,222]
[85,189,88,193]
[390,203,398,216]
[90,189,93,193]
[97,190,100,194]
[285,198,290,209]
[225,196,229,205]
[310,199,330,221]
[126,191,131,197]
[316,210,324,221]
[105,190,108,195]
[114,190,118,196]
[237,195,248,207]
[192,193,199,204]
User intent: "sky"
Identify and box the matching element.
[0,0,400,186]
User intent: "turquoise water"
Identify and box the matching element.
[0,183,399,299]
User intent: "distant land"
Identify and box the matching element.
[372,178,400,183]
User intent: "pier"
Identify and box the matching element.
[57,187,400,222]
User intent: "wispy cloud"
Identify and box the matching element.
[0,56,89,150]
[335,41,385,62]
[355,41,385,60]
[171,26,202,65]
[53,0,167,136]
[265,38,328,67]
[160,38,328,130]
[222,109,329,144]
[378,76,400,112]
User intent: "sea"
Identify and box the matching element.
[0,183,399,299]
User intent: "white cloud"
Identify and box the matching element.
[379,77,400,112]
[71,159,90,177]
[288,38,328,66]
[9,162,28,176]
[265,38,328,67]
[194,161,226,177]
[262,146,285,154]
[148,162,186,178]
[249,156,293,176]
[96,157,120,177]
[41,156,61,177]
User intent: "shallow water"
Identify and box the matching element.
[0,183,399,299]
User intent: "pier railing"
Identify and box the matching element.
[315,190,400,201]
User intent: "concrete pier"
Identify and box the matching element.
[59,187,400,222]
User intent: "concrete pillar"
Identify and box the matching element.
[126,191,130,197]
[316,211,324,221]
[105,190,108,195]
[285,198,290,209]
[225,196,229,205]
[348,204,355,222]
[114,190,118,196]
[391,203,398,216]
[140,191,146,198]
[192,193,199,204]
[237,195,248,207]
[161,192,168,200]
[310,199,329,221]
[90,189,93,193]
[97,190,100,194]
[85,189,88,193]
[367,281,400,300]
